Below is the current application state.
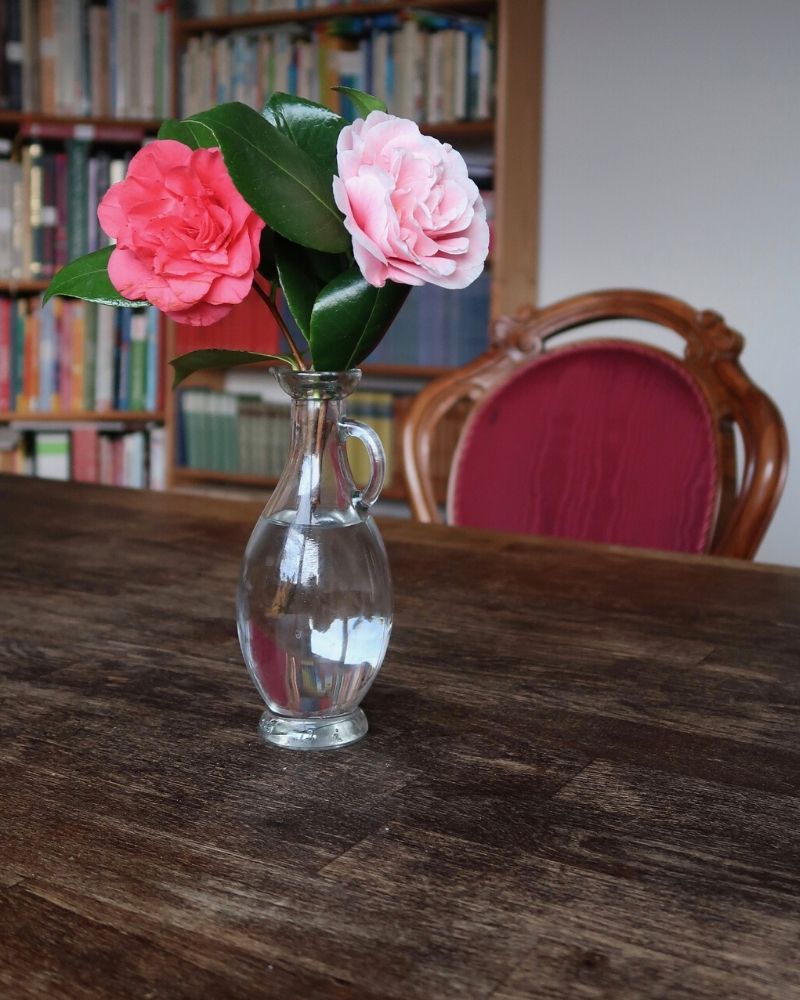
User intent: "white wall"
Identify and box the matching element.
[538,0,800,565]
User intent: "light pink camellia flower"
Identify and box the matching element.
[98,140,265,326]
[332,111,490,289]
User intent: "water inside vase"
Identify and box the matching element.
[236,508,392,719]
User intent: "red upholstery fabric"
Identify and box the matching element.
[449,342,720,553]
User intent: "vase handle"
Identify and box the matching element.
[340,418,386,509]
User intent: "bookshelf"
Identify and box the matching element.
[0,0,172,488]
[168,0,542,505]
[1,0,542,503]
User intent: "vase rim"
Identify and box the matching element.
[273,368,362,400]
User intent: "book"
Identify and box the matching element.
[0,298,10,411]
[148,425,167,489]
[122,429,146,488]
[71,425,99,483]
[34,431,70,480]
[66,139,89,262]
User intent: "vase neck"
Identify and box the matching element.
[267,370,361,524]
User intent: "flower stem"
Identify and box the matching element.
[252,274,308,371]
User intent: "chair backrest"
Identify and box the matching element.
[402,289,788,559]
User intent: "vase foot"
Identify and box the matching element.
[258,708,368,751]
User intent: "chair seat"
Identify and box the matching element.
[451,341,719,552]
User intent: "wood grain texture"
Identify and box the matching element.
[1,476,799,999]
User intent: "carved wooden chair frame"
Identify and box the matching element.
[402,289,788,559]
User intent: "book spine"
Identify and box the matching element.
[0,299,10,411]
[4,0,23,111]
[13,299,25,410]
[83,302,98,411]
[116,309,131,410]
[147,425,166,489]
[94,305,115,412]
[70,301,86,412]
[128,310,148,411]
[145,308,159,413]
[20,0,40,113]
[0,152,11,281]
[26,142,45,278]
[66,139,89,261]
[72,426,99,483]
[34,431,70,481]
[89,4,110,117]
[37,300,54,412]
[39,0,56,115]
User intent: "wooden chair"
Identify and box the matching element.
[402,289,787,559]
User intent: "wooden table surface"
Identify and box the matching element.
[1,476,799,999]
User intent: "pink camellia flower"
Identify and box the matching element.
[332,111,489,289]
[98,140,265,326]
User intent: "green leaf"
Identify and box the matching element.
[43,246,149,307]
[309,266,410,371]
[157,119,205,149]
[333,87,387,119]
[256,227,279,284]
[262,92,345,176]
[184,102,349,254]
[275,236,345,340]
[170,349,297,388]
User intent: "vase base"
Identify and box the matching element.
[258,708,368,751]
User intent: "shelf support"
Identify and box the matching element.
[491,0,544,318]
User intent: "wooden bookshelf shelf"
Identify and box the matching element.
[0,111,163,133]
[177,0,495,34]
[0,280,49,294]
[419,120,494,140]
[0,411,165,424]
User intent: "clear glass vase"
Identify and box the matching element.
[236,369,392,750]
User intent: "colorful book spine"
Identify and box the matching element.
[0,295,163,416]
[0,299,10,411]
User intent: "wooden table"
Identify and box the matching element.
[1,476,799,999]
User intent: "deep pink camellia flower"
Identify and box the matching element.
[332,111,490,290]
[98,140,265,326]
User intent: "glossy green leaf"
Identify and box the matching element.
[170,349,297,387]
[256,227,279,284]
[333,87,387,119]
[156,118,207,149]
[262,92,345,175]
[274,236,345,340]
[309,265,410,371]
[43,246,149,307]
[184,102,349,253]
[274,237,319,340]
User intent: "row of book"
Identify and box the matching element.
[0,424,166,489]
[0,296,163,416]
[179,2,413,17]
[0,136,139,281]
[177,386,399,486]
[178,388,290,479]
[180,11,494,123]
[367,269,491,368]
[0,0,173,119]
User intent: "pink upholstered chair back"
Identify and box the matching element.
[403,290,787,559]
[449,341,718,552]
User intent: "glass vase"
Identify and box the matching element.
[236,369,392,750]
